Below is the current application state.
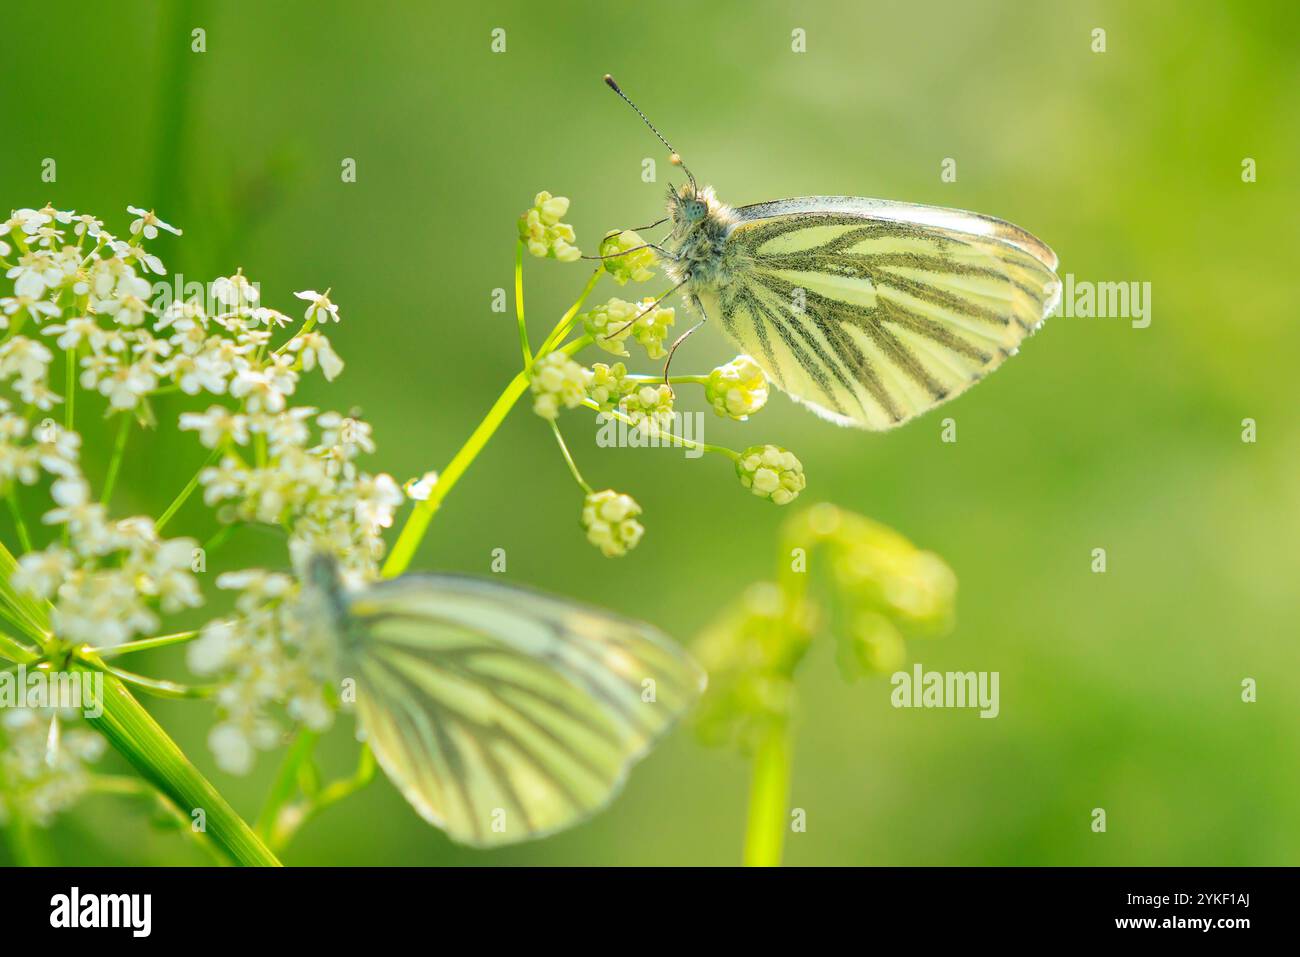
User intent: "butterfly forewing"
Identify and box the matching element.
[343,575,705,847]
[701,197,1060,430]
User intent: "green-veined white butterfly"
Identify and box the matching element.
[306,556,705,847]
[604,76,1061,431]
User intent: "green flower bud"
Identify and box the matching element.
[620,382,675,435]
[581,298,638,356]
[581,489,644,558]
[629,298,675,359]
[587,361,633,412]
[598,230,657,285]
[705,355,769,420]
[736,444,806,506]
[530,351,592,420]
[518,191,581,262]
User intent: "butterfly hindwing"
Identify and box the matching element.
[699,196,1061,430]
[342,574,704,847]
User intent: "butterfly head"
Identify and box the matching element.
[669,182,710,224]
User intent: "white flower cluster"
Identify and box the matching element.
[193,409,403,571]
[186,572,336,774]
[1,204,346,418]
[0,204,408,784]
[0,709,106,826]
[9,423,203,646]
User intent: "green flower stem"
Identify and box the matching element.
[0,542,48,655]
[64,347,76,431]
[256,727,320,841]
[268,744,377,852]
[549,419,593,494]
[88,774,228,864]
[628,373,709,385]
[90,659,215,700]
[0,536,278,864]
[93,630,200,659]
[537,269,601,357]
[100,413,133,505]
[6,490,32,554]
[382,367,531,578]
[382,320,595,579]
[74,656,281,866]
[515,241,532,367]
[156,446,222,532]
[742,718,793,866]
[579,399,739,460]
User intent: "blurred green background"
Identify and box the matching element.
[2,0,1297,865]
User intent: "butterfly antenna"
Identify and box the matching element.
[604,74,698,198]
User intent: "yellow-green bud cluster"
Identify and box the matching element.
[705,355,769,420]
[620,382,675,435]
[518,191,580,262]
[530,351,591,420]
[581,489,644,558]
[628,297,675,359]
[582,299,638,356]
[587,361,633,412]
[736,444,806,505]
[598,230,657,285]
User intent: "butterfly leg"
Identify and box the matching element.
[661,294,708,387]
[608,279,686,337]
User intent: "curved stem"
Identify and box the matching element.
[549,420,593,494]
[514,241,531,367]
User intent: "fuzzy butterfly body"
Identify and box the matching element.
[660,184,1061,430]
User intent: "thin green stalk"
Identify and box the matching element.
[382,367,530,578]
[269,745,376,852]
[100,413,132,505]
[156,447,222,531]
[515,241,532,366]
[580,399,738,459]
[6,491,32,553]
[537,269,601,356]
[549,420,593,494]
[256,727,320,841]
[92,660,214,699]
[382,264,602,579]
[64,347,76,431]
[93,630,199,659]
[742,719,793,866]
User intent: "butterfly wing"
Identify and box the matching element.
[341,574,705,847]
[700,196,1061,430]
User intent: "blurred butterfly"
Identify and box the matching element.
[603,76,1061,430]
[306,556,705,847]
